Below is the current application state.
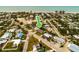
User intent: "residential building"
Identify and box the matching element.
[43,33,52,39]
[67,43,79,52]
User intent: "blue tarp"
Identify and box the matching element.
[17,32,23,38]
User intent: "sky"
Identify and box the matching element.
[0,0,79,6]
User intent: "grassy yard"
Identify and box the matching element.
[3,42,24,52]
[27,36,39,51]
[35,32,42,36]
[39,42,51,52]
[4,42,14,49]
[0,30,5,37]
[21,34,26,40]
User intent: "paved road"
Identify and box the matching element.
[23,33,30,52]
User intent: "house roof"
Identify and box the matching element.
[7,28,16,32]
[0,40,7,44]
[43,33,52,38]
[12,39,21,46]
[68,43,79,52]
[1,32,12,39]
[54,36,65,43]
[73,35,79,39]
[0,38,7,44]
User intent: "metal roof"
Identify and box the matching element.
[54,36,65,43]
[1,32,12,39]
[68,43,79,52]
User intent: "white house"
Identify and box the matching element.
[0,38,7,44]
[53,36,65,43]
[73,35,79,39]
[7,28,16,32]
[67,43,79,52]
[0,32,12,44]
[1,32,12,39]
[12,39,21,47]
[43,33,52,38]
[44,25,49,28]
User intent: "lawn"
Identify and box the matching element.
[3,42,24,52]
[39,42,51,52]
[27,36,39,51]
[4,42,14,49]
[21,34,26,40]
[35,32,42,36]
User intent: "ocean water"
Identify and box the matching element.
[0,6,79,12]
